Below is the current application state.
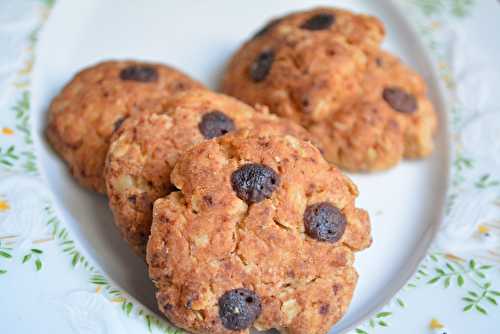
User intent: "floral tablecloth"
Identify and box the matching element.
[1,1,499,333]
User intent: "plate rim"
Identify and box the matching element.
[31,0,451,334]
[23,0,453,332]
[337,1,452,331]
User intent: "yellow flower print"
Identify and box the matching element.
[478,225,490,235]
[430,318,444,329]
[429,318,448,334]
[431,21,441,30]
[477,224,498,246]
[0,200,10,212]
[1,128,14,135]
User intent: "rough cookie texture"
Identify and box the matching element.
[251,7,384,50]
[105,90,316,256]
[147,130,371,334]
[222,7,437,171]
[46,60,203,193]
[308,51,437,171]
[222,21,368,125]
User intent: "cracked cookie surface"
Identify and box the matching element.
[222,16,369,125]
[308,50,437,171]
[147,130,371,334]
[46,60,203,193]
[222,7,437,171]
[105,90,316,256]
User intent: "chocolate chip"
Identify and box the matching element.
[127,195,137,205]
[375,57,384,67]
[319,304,330,315]
[231,163,280,203]
[218,288,262,330]
[304,202,346,243]
[250,50,274,82]
[300,13,335,31]
[382,87,417,113]
[252,18,282,39]
[113,117,126,132]
[120,65,158,82]
[198,111,236,139]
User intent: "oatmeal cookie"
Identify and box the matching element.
[147,130,371,334]
[222,7,437,171]
[105,90,316,256]
[46,60,203,192]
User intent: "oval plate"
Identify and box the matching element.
[12,0,452,333]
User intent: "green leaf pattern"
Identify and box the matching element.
[425,253,499,315]
[1,0,499,333]
[412,0,475,17]
[21,248,44,271]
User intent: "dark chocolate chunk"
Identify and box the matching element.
[304,202,346,243]
[198,111,236,139]
[120,65,158,82]
[231,163,280,203]
[300,13,335,31]
[250,50,275,82]
[382,87,418,113]
[218,288,262,330]
[113,117,126,132]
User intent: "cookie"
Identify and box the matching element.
[46,60,203,193]
[221,7,437,171]
[147,130,371,334]
[105,90,316,256]
[309,51,437,171]
[222,19,368,125]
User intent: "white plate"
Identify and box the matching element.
[31,0,448,332]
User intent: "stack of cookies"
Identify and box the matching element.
[46,7,437,334]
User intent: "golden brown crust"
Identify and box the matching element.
[147,130,371,334]
[252,7,385,50]
[309,50,437,171]
[105,90,317,257]
[309,100,405,171]
[222,26,368,126]
[222,7,437,171]
[46,60,204,193]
